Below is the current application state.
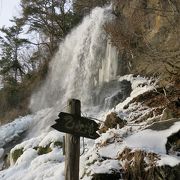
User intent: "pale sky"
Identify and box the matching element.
[0,0,21,28]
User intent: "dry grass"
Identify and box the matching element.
[118,148,161,180]
[118,147,180,179]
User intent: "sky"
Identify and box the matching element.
[0,0,21,28]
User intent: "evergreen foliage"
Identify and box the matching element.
[11,148,24,163]
[20,0,80,53]
[73,0,110,16]
[0,23,29,83]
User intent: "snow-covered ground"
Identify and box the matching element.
[1,131,65,180]
[0,75,179,179]
[80,123,180,179]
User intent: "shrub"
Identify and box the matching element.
[11,148,23,163]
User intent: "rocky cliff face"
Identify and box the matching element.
[106,0,180,86]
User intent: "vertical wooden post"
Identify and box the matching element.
[65,99,80,180]
[63,136,65,155]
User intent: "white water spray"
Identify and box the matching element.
[30,6,119,112]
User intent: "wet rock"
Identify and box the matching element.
[92,173,123,180]
[145,118,180,131]
[151,164,180,180]
[166,130,180,156]
[160,108,174,121]
[2,153,10,170]
[105,91,125,109]
[104,80,132,109]
[93,80,132,108]
[161,99,180,121]
[99,112,126,133]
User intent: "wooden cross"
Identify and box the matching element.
[51,99,99,180]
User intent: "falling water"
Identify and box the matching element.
[30,6,119,113]
[27,6,124,137]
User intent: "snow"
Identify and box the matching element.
[157,154,180,166]
[15,148,38,166]
[79,128,131,178]
[0,130,65,180]
[0,111,65,179]
[125,121,180,154]
[80,147,122,179]
[98,143,125,159]
[0,148,65,180]
[12,135,45,152]
[90,159,121,174]
[39,131,63,147]
[80,119,180,178]
[11,130,62,151]
[94,128,131,158]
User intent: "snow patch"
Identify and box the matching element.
[90,159,121,174]
[125,121,180,154]
[157,154,180,167]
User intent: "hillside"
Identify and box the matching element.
[106,0,180,85]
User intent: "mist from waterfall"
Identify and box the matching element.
[30,6,119,114]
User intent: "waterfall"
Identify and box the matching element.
[30,6,119,113]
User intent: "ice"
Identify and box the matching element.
[0,149,4,158]
[0,115,33,148]
[0,148,65,180]
[1,130,65,180]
